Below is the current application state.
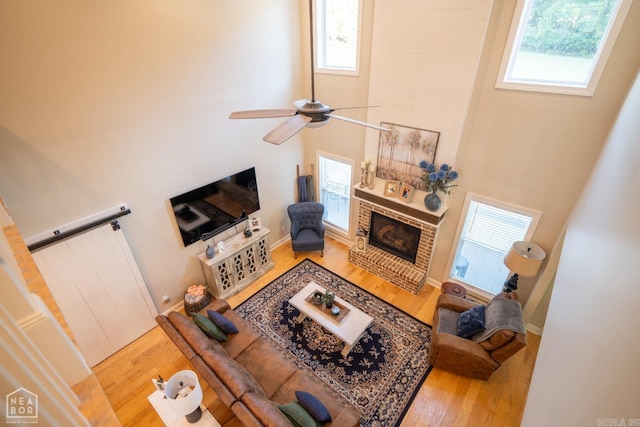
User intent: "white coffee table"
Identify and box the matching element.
[288,281,373,357]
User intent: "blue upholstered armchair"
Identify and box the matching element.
[287,202,325,258]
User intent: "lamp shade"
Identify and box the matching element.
[504,241,546,277]
[164,370,203,416]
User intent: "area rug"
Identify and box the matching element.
[235,259,432,427]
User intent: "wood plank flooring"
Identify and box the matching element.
[92,236,540,427]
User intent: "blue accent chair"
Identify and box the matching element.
[287,202,325,258]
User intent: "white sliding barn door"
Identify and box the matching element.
[32,222,157,367]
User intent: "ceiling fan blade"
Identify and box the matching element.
[229,109,297,119]
[263,114,313,145]
[325,114,392,132]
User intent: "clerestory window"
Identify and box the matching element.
[315,0,362,74]
[496,0,632,96]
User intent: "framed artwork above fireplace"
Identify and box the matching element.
[375,122,440,192]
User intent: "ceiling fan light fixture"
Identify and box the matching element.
[307,120,330,129]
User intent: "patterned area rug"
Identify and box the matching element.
[235,259,432,427]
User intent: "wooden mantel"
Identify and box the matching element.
[353,180,447,225]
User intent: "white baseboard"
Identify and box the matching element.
[270,234,290,249]
[526,324,543,336]
[162,301,184,316]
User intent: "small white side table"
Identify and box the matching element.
[147,390,220,427]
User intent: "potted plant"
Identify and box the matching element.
[324,290,335,309]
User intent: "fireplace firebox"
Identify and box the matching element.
[369,211,421,264]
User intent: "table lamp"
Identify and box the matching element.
[503,241,546,293]
[165,370,203,423]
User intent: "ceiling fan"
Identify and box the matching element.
[229,0,390,145]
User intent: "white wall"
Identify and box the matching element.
[0,1,304,309]
[365,0,494,166]
[522,72,640,425]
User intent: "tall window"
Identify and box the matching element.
[318,153,352,233]
[496,0,632,96]
[450,195,541,298]
[315,0,361,74]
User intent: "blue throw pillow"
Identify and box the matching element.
[295,390,332,422]
[456,305,485,339]
[207,309,239,334]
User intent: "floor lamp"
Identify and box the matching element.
[503,241,546,293]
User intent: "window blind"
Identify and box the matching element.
[452,200,533,295]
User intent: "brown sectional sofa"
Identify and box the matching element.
[156,298,360,427]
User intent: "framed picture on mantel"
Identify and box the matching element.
[384,180,400,197]
[399,183,414,203]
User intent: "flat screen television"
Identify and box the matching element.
[170,167,261,247]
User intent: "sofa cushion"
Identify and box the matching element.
[241,392,297,426]
[279,402,322,427]
[207,309,239,334]
[478,329,515,351]
[235,338,298,398]
[295,391,332,423]
[192,313,227,342]
[457,305,485,338]
[271,370,352,423]
[436,307,459,335]
[167,311,227,356]
[215,311,262,359]
[201,349,265,399]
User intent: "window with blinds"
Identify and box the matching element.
[450,196,540,296]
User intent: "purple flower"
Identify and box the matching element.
[448,171,459,180]
[428,172,438,182]
[419,160,428,169]
[426,163,436,172]
[439,163,449,171]
[437,170,446,179]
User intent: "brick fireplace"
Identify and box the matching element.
[349,197,440,294]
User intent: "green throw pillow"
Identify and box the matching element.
[278,402,322,427]
[192,313,227,342]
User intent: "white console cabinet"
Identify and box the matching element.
[198,227,274,299]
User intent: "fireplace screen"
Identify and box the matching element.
[368,212,421,263]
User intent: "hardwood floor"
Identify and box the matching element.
[93,236,540,426]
